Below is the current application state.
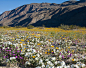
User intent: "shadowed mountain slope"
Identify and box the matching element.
[0,1,86,27]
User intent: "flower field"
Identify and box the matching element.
[0,27,86,68]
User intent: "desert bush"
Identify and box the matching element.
[58,24,80,30]
[27,25,34,29]
[3,26,10,28]
[58,24,69,30]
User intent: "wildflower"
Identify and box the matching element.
[48,53,50,55]
[72,50,74,53]
[70,53,72,57]
[9,52,11,54]
[13,54,15,55]
[32,56,35,58]
[6,56,8,58]
[52,51,54,53]
[6,59,9,62]
[13,51,15,53]
[56,47,59,49]
[68,51,69,53]
[67,55,70,57]
[17,50,20,53]
[72,59,74,61]
[68,47,70,49]
[24,48,26,50]
[51,45,54,47]
[9,50,11,51]
[62,55,64,59]
[52,57,56,61]
[61,61,65,66]
[80,63,85,68]
[10,57,16,60]
[16,47,18,49]
[25,61,31,65]
[55,61,58,65]
[35,57,39,60]
[3,56,5,59]
[19,56,23,59]
[23,44,26,45]
[15,56,18,58]
[59,53,61,55]
[59,50,61,51]
[45,52,47,54]
[48,49,50,51]
[59,55,62,59]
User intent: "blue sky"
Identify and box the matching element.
[0,0,79,14]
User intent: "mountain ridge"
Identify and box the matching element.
[0,1,86,27]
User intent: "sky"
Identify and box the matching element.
[0,0,79,14]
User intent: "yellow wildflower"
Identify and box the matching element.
[48,53,50,55]
[68,47,70,49]
[52,51,53,52]
[32,56,35,58]
[45,52,47,54]
[72,50,74,53]
[59,50,61,51]
[56,47,59,49]
[72,59,74,61]
[48,49,50,51]
[23,44,26,45]
[51,45,54,47]
[37,43,41,45]
[24,48,26,50]
[21,39,24,41]
[20,42,22,44]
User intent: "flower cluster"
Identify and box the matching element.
[0,30,86,68]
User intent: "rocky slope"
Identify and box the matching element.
[0,1,86,27]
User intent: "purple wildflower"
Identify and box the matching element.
[16,47,18,49]
[6,56,8,58]
[9,52,11,54]
[67,55,70,57]
[15,56,18,58]
[3,56,5,59]
[52,52,54,53]
[59,53,61,55]
[13,54,15,55]
[17,50,20,53]
[62,55,64,59]
[68,51,69,53]
[9,50,11,51]
[70,54,72,57]
[20,57,23,59]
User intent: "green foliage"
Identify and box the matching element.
[38,25,45,29]
[58,24,80,30]
[3,26,10,28]
[27,25,34,29]
[58,24,69,30]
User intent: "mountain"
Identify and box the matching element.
[0,1,86,27]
